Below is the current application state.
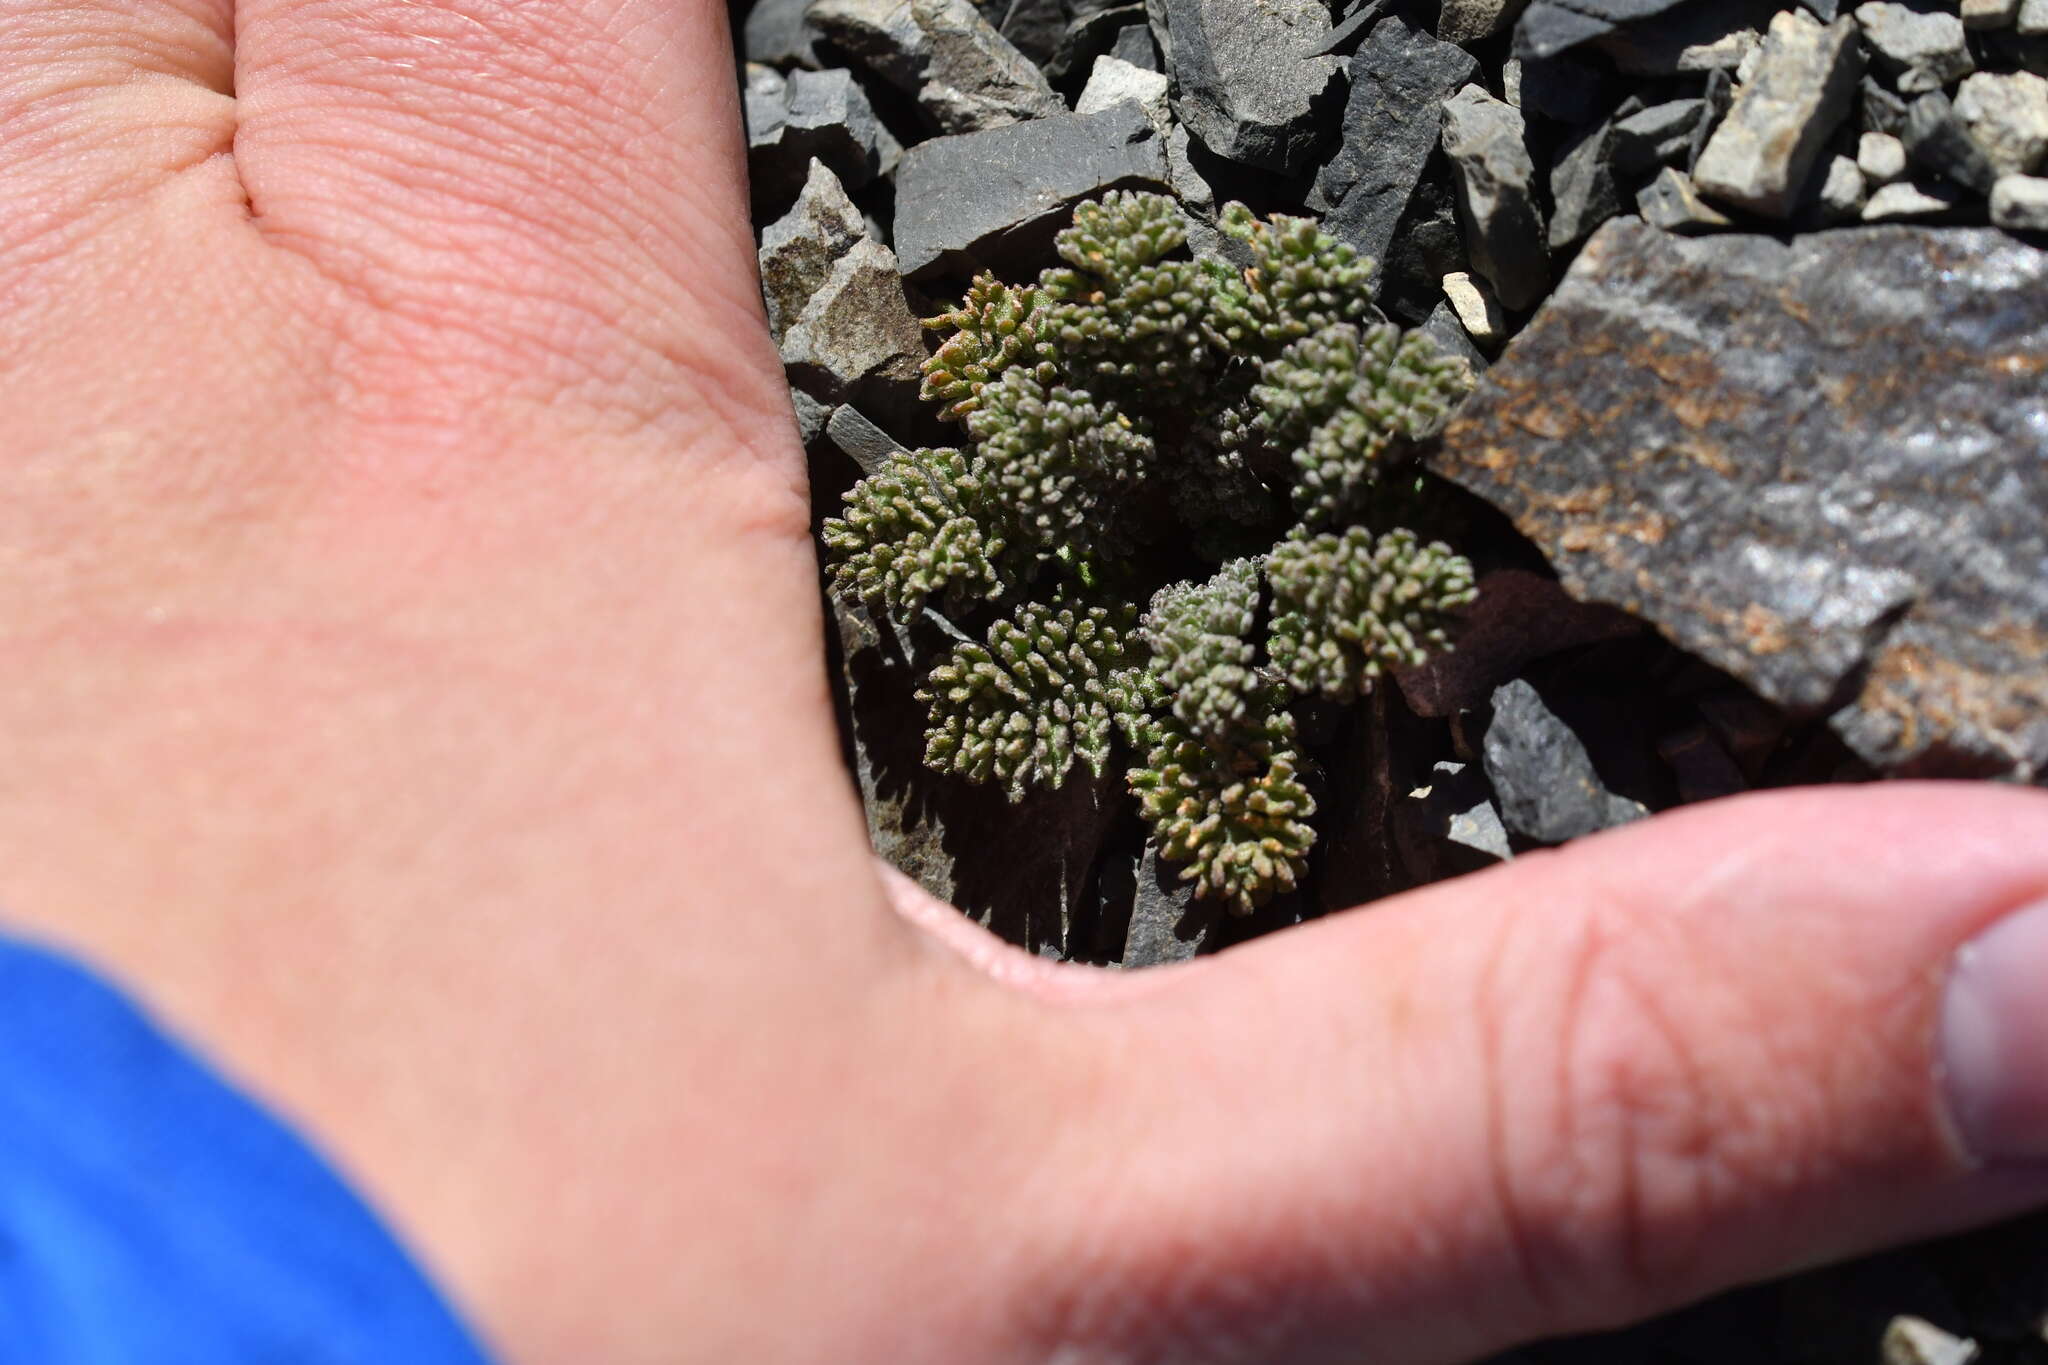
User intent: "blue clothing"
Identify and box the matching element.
[0,935,492,1364]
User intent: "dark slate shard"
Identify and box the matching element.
[1904,91,2002,194]
[745,0,823,68]
[1109,21,1161,68]
[806,0,1065,133]
[1514,50,1610,125]
[1483,680,1650,845]
[1376,160,1470,324]
[1163,0,1342,173]
[1612,97,1708,174]
[791,387,834,450]
[745,67,903,218]
[1121,847,1209,965]
[1419,300,1491,380]
[1862,77,1910,136]
[1435,220,2048,780]
[1045,3,1146,80]
[1319,17,1480,271]
[1441,84,1551,309]
[1514,0,1697,60]
[1637,166,1736,230]
[1548,118,1627,250]
[993,0,1068,66]
[1310,0,1390,57]
[1589,0,1779,75]
[826,404,905,474]
[893,100,1172,277]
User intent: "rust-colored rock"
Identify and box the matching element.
[1434,218,2048,780]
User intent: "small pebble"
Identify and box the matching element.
[1881,1315,1980,1365]
[1441,272,1507,348]
[1863,178,1967,219]
[1992,173,2048,229]
[1859,130,1909,183]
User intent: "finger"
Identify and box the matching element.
[231,0,781,431]
[1032,784,2048,1365]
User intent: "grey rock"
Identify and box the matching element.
[1044,2,1146,80]
[893,100,1172,276]
[1862,176,1970,217]
[1439,0,1530,45]
[1402,762,1512,867]
[1859,129,1909,182]
[745,0,823,67]
[1318,17,1479,271]
[1637,166,1736,230]
[826,404,905,473]
[1420,300,1492,376]
[745,68,904,215]
[1121,846,1208,965]
[1862,76,1911,134]
[1441,84,1549,309]
[1694,11,1862,218]
[760,163,925,415]
[1483,680,1650,845]
[1515,51,1609,124]
[992,0,1067,66]
[1312,0,1391,57]
[1612,97,1709,174]
[1953,71,2048,176]
[1817,153,1869,219]
[1514,0,1697,60]
[1075,54,1171,127]
[1904,91,2003,194]
[1435,220,2048,780]
[758,159,871,342]
[1109,21,1160,68]
[791,386,834,448]
[1549,119,1626,251]
[807,0,1065,133]
[1164,0,1341,172]
[1992,172,2048,227]
[1377,174,1471,325]
[1854,2,1974,96]
[1395,569,1640,717]
[2025,0,2048,34]
[1964,0,2020,26]
[1590,0,1778,75]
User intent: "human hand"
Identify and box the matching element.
[3,2,2046,1361]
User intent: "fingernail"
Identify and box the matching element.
[1941,899,2048,1164]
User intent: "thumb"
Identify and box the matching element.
[1025,783,2048,1364]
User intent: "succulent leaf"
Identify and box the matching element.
[1266,527,1478,702]
[823,446,1010,623]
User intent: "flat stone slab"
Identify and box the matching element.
[1435,219,2048,780]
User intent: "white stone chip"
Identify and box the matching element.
[1858,130,1909,184]
[1862,178,1966,220]
[1855,2,1974,94]
[1954,71,2048,176]
[1962,0,2019,26]
[1074,55,1171,130]
[2024,0,2048,34]
[1881,1316,1980,1365]
[1695,11,1863,218]
[1818,155,1868,221]
[1992,173,2048,230]
[1442,272,1506,348]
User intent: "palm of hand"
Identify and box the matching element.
[2,2,2046,1361]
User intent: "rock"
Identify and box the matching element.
[1863,76,1911,135]
[1862,177,1970,218]
[1311,0,1393,57]
[1440,85,1549,309]
[2025,0,2048,34]
[1074,54,1171,127]
[1881,1317,1982,1365]
[1483,680,1650,845]
[1395,569,1641,717]
[1637,166,1737,230]
[1435,219,2048,780]
[1859,129,1910,183]
[1420,300,1492,376]
[1109,21,1160,68]
[893,100,1172,277]
[1992,172,2048,227]
[1548,118,1627,250]
[1964,0,2021,27]
[1611,97,1708,174]
[1953,71,2048,177]
[1854,2,1974,96]
[745,67,904,216]
[1439,0,1530,45]
[1403,762,1512,867]
[1375,176,1470,324]
[1694,11,1863,218]
[791,386,834,449]
[1515,51,1609,124]
[1163,0,1341,173]
[1514,0,1698,61]
[760,162,925,417]
[1441,271,1506,348]
[993,0,1067,66]
[1590,0,1779,75]
[1816,153,1869,220]
[745,0,823,67]
[1318,17,1479,271]
[1121,846,1209,965]
[1904,91,2003,194]
[806,0,1065,133]
[826,404,906,473]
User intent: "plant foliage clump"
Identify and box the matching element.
[822,189,1480,914]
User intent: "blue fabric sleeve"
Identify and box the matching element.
[0,934,494,1365]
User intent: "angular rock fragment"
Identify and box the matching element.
[1964,0,2020,26]
[807,0,1064,133]
[1441,84,1549,309]
[1483,681,1649,845]
[1862,177,1970,218]
[1637,167,1736,230]
[1953,71,2048,176]
[1514,0,1697,60]
[1611,97,1708,173]
[1855,2,1974,96]
[1904,91,2002,194]
[1075,54,1171,127]
[759,162,926,419]
[1163,0,1341,173]
[1420,300,1492,375]
[893,100,1172,276]
[1589,0,1778,75]
[1881,1316,1981,1365]
[1435,220,2048,780]
[1439,0,1530,45]
[745,67,903,216]
[1694,10,1862,218]
[1816,154,1869,219]
[826,404,905,474]
[1858,129,1909,183]
[1548,119,1626,250]
[1318,17,1479,270]
[1440,272,1505,348]
[1109,22,1160,68]
[745,0,823,67]
[1993,172,2048,227]
[2025,0,2048,34]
